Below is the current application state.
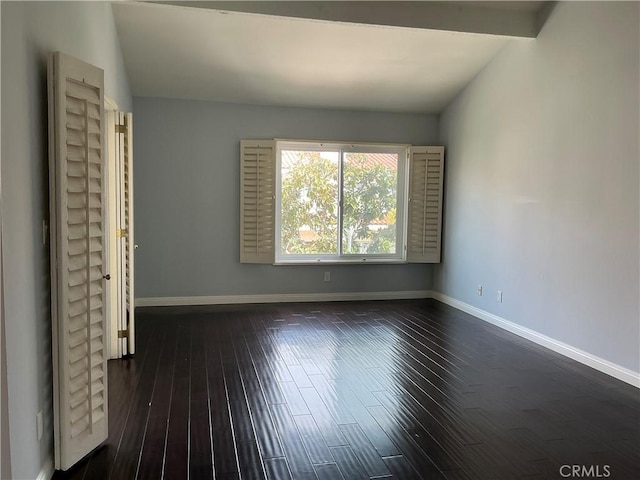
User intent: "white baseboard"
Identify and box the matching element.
[431,291,640,388]
[36,456,54,480]
[136,290,431,307]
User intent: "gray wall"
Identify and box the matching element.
[133,98,438,299]
[1,2,131,477]
[436,1,639,372]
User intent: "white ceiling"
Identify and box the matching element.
[113,1,542,113]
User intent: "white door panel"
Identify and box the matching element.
[48,51,108,470]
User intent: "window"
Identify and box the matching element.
[277,141,406,262]
[240,139,444,265]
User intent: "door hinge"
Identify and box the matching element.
[117,228,129,238]
[117,329,129,339]
[115,124,127,134]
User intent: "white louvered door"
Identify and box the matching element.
[116,112,135,356]
[407,146,445,263]
[240,140,275,263]
[48,52,108,470]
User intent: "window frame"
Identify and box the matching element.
[275,139,409,265]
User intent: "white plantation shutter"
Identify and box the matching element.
[407,146,445,263]
[124,113,135,355]
[240,140,275,263]
[116,112,135,356]
[48,52,108,470]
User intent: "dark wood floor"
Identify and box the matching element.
[54,299,640,480]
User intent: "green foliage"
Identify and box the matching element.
[342,153,397,254]
[281,151,397,255]
[281,152,338,254]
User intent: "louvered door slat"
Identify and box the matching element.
[407,146,445,263]
[240,140,275,263]
[48,52,108,471]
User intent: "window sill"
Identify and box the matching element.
[274,259,407,266]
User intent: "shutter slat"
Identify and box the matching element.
[406,146,444,263]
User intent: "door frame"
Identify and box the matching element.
[104,98,119,360]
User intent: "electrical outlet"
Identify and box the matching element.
[324,271,331,282]
[477,285,483,296]
[36,410,43,441]
[497,290,503,303]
